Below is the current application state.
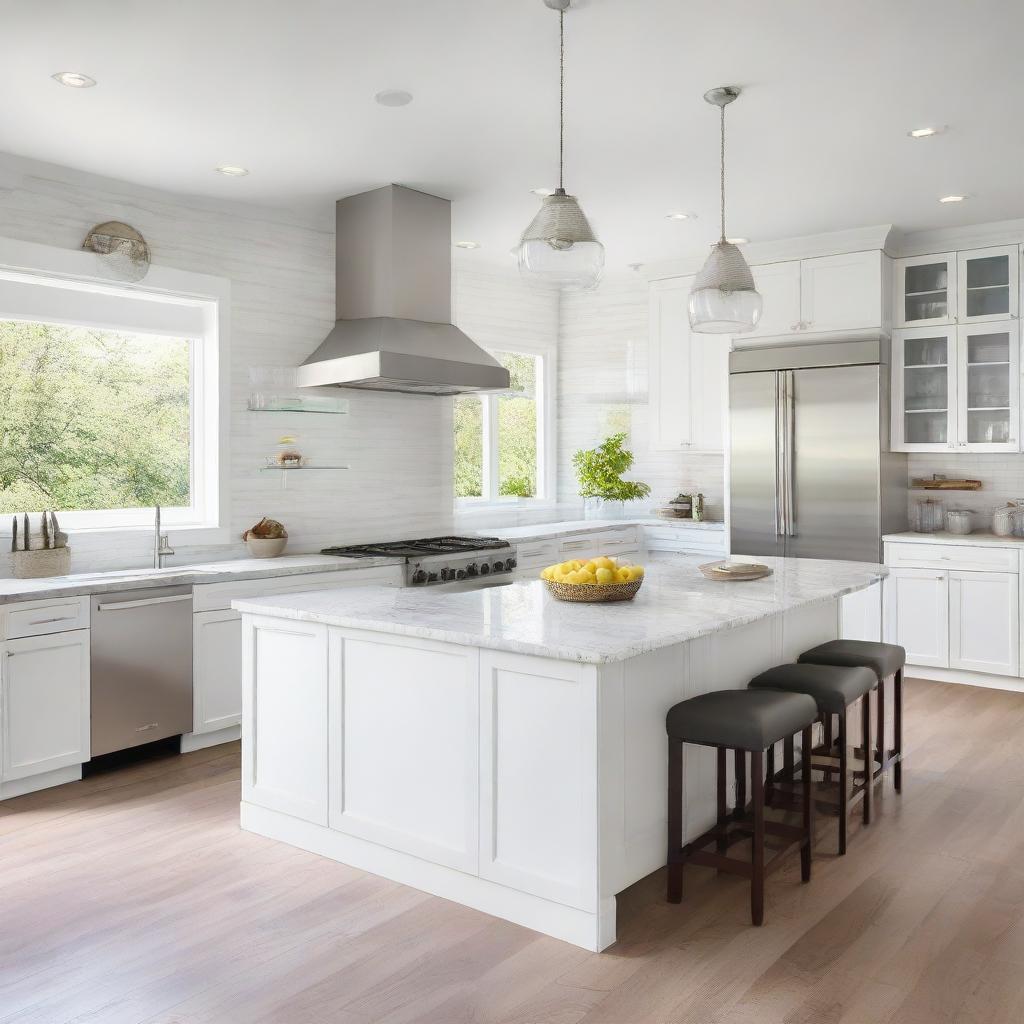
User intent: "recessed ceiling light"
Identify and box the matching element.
[52,71,96,89]
[375,89,413,107]
[529,188,555,197]
[908,125,946,138]
[727,237,750,245]
[939,194,966,203]
[454,241,480,250]
[215,165,249,177]
[666,212,695,221]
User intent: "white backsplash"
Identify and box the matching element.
[907,453,1024,527]
[557,276,725,521]
[0,152,454,576]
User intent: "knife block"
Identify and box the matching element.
[11,547,72,579]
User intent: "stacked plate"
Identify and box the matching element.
[699,560,772,582]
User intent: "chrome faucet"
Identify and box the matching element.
[154,505,174,568]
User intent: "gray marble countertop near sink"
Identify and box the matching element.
[0,553,401,605]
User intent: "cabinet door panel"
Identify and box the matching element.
[649,279,694,450]
[949,571,1019,676]
[800,251,881,333]
[889,569,948,667]
[956,322,1020,452]
[890,327,957,452]
[741,261,802,341]
[895,253,956,328]
[193,610,242,733]
[957,246,1019,324]
[2,630,89,780]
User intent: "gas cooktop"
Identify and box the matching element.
[322,536,517,588]
[321,536,511,559]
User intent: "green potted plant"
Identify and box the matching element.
[572,433,651,520]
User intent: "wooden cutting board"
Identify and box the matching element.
[911,478,982,490]
[699,561,773,582]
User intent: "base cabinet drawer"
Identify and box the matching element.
[1,597,89,640]
[885,542,1019,573]
[559,528,639,557]
[514,540,559,570]
[1,629,90,781]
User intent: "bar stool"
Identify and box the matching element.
[749,663,877,855]
[665,688,817,926]
[798,640,905,794]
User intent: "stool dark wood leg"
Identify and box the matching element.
[894,668,903,793]
[876,678,885,784]
[862,692,872,826]
[784,735,795,783]
[716,747,728,860]
[667,738,683,903]
[734,749,746,818]
[838,710,848,855]
[801,724,813,883]
[766,743,776,804]
[824,712,834,753]
[751,750,765,926]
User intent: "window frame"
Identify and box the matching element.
[454,339,557,509]
[0,234,230,543]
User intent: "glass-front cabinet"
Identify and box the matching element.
[892,323,1020,452]
[957,246,1019,324]
[896,253,956,328]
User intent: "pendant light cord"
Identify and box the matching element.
[559,8,565,192]
[719,102,726,242]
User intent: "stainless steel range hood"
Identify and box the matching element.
[298,184,510,397]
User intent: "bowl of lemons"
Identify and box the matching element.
[540,555,645,603]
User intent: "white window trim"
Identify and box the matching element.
[0,234,230,544]
[455,339,557,509]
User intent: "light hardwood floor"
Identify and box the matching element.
[3,678,1024,1024]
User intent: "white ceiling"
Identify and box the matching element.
[3,0,1024,268]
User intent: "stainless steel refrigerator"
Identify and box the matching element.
[728,340,907,563]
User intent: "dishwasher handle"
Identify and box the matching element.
[96,593,193,613]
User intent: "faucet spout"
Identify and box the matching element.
[154,505,174,568]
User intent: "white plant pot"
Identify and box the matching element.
[11,547,72,579]
[245,537,287,558]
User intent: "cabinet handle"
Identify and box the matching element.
[27,616,76,625]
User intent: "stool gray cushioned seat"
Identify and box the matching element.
[749,662,875,714]
[798,639,906,682]
[666,689,817,751]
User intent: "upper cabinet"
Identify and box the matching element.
[649,276,728,453]
[741,251,885,345]
[894,246,1019,328]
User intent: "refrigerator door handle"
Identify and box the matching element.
[774,372,785,537]
[783,370,796,536]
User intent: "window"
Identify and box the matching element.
[454,348,553,504]
[0,239,228,536]
[0,321,192,517]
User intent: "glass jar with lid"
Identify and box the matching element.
[913,498,945,533]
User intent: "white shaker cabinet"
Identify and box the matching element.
[746,260,802,340]
[894,253,956,328]
[886,568,949,668]
[799,251,884,335]
[948,570,1019,677]
[1,629,90,782]
[649,276,727,453]
[957,246,1019,325]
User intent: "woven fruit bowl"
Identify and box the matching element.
[544,578,644,603]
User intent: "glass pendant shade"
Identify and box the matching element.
[688,241,762,334]
[517,189,605,291]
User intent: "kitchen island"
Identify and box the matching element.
[234,554,884,951]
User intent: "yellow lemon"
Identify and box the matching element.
[628,565,645,581]
[595,567,615,584]
[616,567,632,582]
[593,556,614,571]
[558,561,574,575]
[562,571,581,585]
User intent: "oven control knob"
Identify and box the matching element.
[439,568,451,581]
[466,563,479,577]
[479,563,490,575]
[455,569,467,580]
[507,557,517,570]
[493,559,508,573]
[411,569,428,586]
[428,572,439,583]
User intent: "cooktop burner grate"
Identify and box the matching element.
[322,536,511,559]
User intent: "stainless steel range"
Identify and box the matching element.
[321,536,518,591]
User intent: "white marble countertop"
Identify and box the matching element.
[883,530,1023,547]
[234,554,885,665]
[477,518,725,542]
[0,553,400,605]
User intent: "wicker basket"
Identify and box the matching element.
[544,578,643,603]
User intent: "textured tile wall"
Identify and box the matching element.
[907,453,1024,527]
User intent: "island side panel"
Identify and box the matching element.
[598,597,841,898]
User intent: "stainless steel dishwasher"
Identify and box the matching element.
[90,585,193,756]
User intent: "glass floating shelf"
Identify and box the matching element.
[247,395,349,415]
[258,465,349,472]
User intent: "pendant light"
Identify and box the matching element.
[688,87,762,334]
[517,0,604,291]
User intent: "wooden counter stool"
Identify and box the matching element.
[749,663,877,855]
[666,689,817,926]
[798,640,905,795]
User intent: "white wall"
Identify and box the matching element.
[557,276,725,521]
[0,152,453,575]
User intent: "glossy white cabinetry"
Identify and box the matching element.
[884,541,1022,685]
[1,628,90,782]
[894,253,957,327]
[891,322,1020,452]
[741,251,883,344]
[649,276,727,453]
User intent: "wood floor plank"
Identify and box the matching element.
[4,680,1024,1024]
